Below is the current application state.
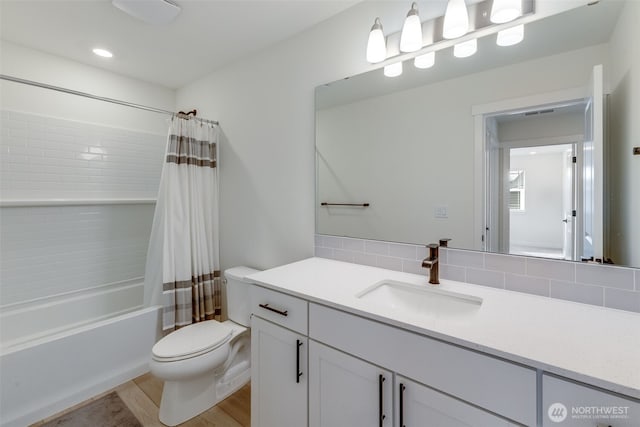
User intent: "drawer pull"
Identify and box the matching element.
[379,374,386,427]
[296,339,303,383]
[399,383,406,427]
[258,303,288,317]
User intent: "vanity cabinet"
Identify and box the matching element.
[542,374,640,427]
[309,340,393,427]
[396,376,518,427]
[249,287,309,427]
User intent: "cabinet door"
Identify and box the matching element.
[309,340,392,427]
[251,316,307,427]
[396,376,517,427]
[543,374,640,427]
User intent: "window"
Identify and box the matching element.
[509,170,525,211]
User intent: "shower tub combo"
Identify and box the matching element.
[0,280,162,427]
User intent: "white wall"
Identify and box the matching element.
[608,0,640,267]
[0,41,174,306]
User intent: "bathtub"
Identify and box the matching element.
[0,281,162,427]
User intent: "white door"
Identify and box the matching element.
[309,340,392,427]
[581,63,604,261]
[396,376,517,427]
[251,316,307,427]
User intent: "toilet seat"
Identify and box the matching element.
[152,320,233,362]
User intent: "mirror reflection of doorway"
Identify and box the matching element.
[508,144,575,260]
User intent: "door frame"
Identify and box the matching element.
[472,87,586,251]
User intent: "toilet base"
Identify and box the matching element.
[158,363,250,426]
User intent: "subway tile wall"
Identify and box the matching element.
[0,111,165,306]
[0,110,165,199]
[315,234,640,314]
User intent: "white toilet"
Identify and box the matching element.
[149,266,259,426]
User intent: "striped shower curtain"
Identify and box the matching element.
[144,116,221,331]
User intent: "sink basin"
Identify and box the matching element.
[356,280,482,317]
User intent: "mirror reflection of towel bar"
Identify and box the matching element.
[321,202,370,207]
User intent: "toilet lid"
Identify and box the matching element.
[152,320,233,361]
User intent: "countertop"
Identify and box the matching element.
[247,257,640,399]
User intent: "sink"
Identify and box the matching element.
[356,280,482,317]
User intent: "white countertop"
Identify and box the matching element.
[247,257,640,399]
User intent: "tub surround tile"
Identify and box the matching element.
[575,263,635,290]
[314,234,640,314]
[447,249,484,268]
[549,280,604,306]
[465,268,505,289]
[604,289,640,313]
[525,258,575,282]
[505,274,550,297]
[485,253,526,274]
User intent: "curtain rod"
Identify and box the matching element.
[0,74,219,126]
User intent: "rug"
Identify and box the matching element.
[39,392,142,427]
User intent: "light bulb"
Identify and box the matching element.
[490,0,522,24]
[453,39,477,58]
[497,24,524,46]
[384,62,403,77]
[414,51,435,69]
[442,0,469,39]
[400,3,423,53]
[366,18,387,63]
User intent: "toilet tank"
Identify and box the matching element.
[224,266,261,327]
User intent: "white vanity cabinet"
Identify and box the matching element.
[396,376,518,427]
[542,374,640,427]
[249,287,309,427]
[309,340,393,427]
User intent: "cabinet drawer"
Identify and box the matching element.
[250,285,308,334]
[309,303,536,426]
[542,374,640,426]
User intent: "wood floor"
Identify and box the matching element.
[32,373,250,427]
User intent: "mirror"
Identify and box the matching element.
[315,0,639,268]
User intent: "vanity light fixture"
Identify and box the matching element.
[414,51,435,69]
[92,48,113,58]
[400,3,423,53]
[490,0,522,24]
[453,39,477,58]
[442,0,470,39]
[384,61,403,77]
[496,24,524,46]
[366,18,387,63]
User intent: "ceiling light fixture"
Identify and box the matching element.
[453,39,477,58]
[112,0,181,25]
[400,3,423,53]
[497,24,525,46]
[414,51,435,69]
[92,48,113,58]
[384,62,403,78]
[490,0,522,24]
[366,18,387,63]
[443,0,470,39]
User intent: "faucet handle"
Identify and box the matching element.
[439,238,451,247]
[427,243,439,249]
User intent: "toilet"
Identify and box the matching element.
[149,266,259,426]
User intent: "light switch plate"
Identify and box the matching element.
[434,206,448,219]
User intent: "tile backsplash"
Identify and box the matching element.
[315,234,640,314]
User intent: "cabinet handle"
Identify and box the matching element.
[258,303,288,317]
[378,374,386,427]
[296,340,303,383]
[399,383,406,427]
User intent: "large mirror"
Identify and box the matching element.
[315,0,639,268]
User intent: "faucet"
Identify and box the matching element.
[421,243,439,285]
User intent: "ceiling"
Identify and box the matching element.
[0,0,360,89]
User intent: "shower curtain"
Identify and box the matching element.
[144,117,221,331]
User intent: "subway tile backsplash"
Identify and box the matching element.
[315,234,640,314]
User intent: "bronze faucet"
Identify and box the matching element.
[421,243,439,285]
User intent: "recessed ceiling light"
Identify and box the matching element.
[92,48,113,58]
